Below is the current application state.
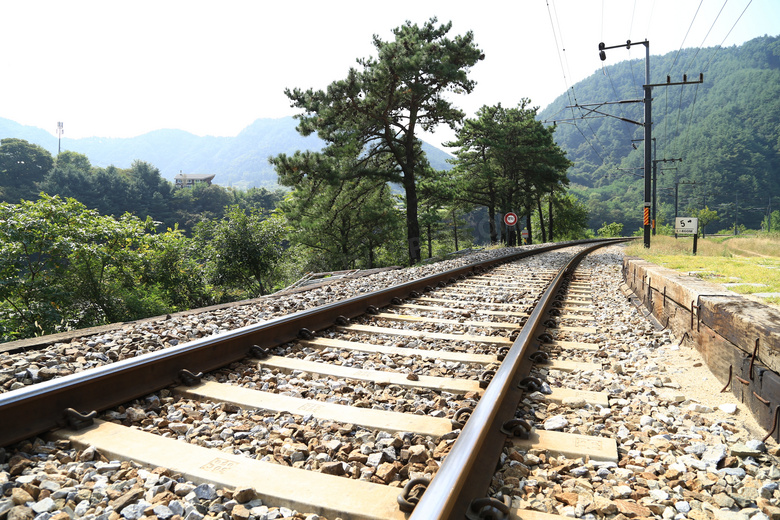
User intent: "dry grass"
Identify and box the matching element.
[721,236,780,258]
[624,235,780,309]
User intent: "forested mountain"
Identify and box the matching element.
[4,36,777,233]
[539,35,780,232]
[0,117,453,188]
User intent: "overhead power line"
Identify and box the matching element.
[546,0,607,165]
[702,0,753,72]
[667,0,705,77]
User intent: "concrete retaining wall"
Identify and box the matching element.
[623,257,780,440]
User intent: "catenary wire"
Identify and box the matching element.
[680,0,752,160]
[673,1,729,159]
[547,0,607,164]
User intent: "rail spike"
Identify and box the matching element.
[249,345,270,359]
[397,477,430,513]
[518,376,542,392]
[537,332,553,344]
[64,408,97,430]
[501,418,532,439]
[451,407,473,429]
[178,369,203,386]
[479,369,496,389]
[467,496,511,520]
[530,351,550,363]
[298,328,315,340]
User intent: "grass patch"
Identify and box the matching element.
[624,235,780,308]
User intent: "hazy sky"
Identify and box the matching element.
[3,0,778,149]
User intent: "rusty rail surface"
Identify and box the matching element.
[0,239,619,447]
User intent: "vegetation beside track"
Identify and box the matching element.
[624,234,780,308]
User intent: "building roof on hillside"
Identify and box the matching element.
[174,173,215,181]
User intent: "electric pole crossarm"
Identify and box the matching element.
[542,117,610,125]
[647,74,703,88]
[561,101,644,126]
[655,158,683,165]
[570,106,642,126]
[567,100,643,107]
[598,39,649,58]
[543,99,643,126]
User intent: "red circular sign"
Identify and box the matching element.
[504,212,518,226]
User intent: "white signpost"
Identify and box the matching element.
[675,217,700,255]
[675,217,698,235]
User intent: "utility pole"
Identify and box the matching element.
[599,40,702,248]
[599,40,651,246]
[674,180,696,222]
[56,122,64,155]
[632,138,679,235]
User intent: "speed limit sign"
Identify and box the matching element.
[504,212,518,226]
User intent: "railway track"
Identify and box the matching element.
[1,240,779,520]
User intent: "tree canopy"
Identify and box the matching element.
[284,17,483,264]
[272,149,405,270]
[0,138,54,201]
[448,101,571,245]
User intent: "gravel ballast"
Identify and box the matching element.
[1,244,778,520]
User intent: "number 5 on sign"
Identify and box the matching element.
[675,217,698,235]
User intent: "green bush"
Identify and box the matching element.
[597,222,624,237]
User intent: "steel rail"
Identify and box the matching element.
[0,239,618,447]
[408,240,623,520]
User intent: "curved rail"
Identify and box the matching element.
[0,239,622,447]
[408,240,622,519]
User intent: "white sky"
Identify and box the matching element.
[2,0,778,150]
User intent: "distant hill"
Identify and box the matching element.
[0,117,454,188]
[538,34,780,231]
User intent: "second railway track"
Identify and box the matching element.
[1,241,779,520]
